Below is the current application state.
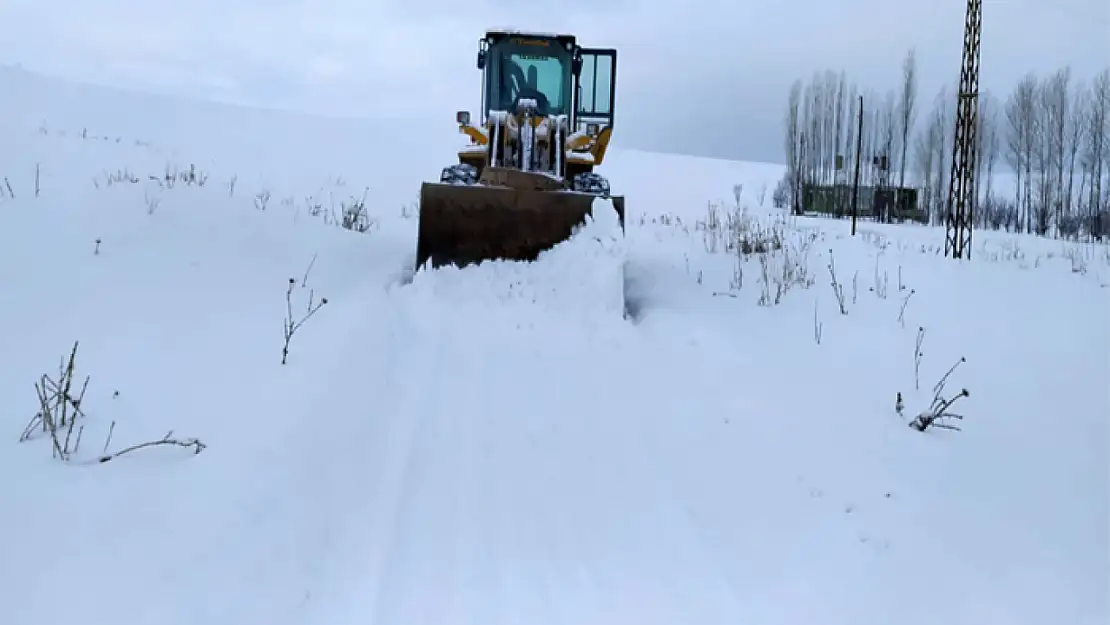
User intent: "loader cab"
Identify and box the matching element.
[476,31,617,134]
[478,33,575,118]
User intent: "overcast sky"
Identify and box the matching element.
[1,0,1107,163]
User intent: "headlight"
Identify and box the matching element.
[456,111,471,125]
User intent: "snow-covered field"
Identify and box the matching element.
[1,66,1107,625]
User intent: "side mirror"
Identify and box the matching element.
[477,50,486,70]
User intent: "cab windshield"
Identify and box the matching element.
[492,48,571,117]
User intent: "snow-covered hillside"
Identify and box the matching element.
[1,67,1107,625]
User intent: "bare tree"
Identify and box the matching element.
[897,48,918,197]
[1005,85,1025,231]
[1044,68,1071,232]
[1031,74,1061,235]
[1007,74,1038,232]
[1065,80,1088,235]
[833,72,846,189]
[842,84,862,216]
[823,70,840,187]
[915,123,936,220]
[802,76,820,190]
[976,91,1003,228]
[930,86,950,223]
[880,90,897,221]
[913,86,949,224]
[785,79,804,214]
[1085,69,1110,238]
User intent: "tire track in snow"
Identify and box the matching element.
[366,290,497,624]
[272,279,443,625]
[225,281,401,625]
[364,310,549,624]
[355,285,580,623]
[360,304,737,623]
[362,287,449,624]
[350,257,743,623]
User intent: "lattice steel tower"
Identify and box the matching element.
[944,0,982,259]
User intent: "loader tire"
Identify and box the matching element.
[440,163,479,185]
[572,172,610,197]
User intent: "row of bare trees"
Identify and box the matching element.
[999,69,1109,237]
[782,52,922,224]
[783,49,1110,240]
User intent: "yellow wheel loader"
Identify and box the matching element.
[415,30,624,270]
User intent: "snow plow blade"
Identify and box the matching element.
[415,179,625,270]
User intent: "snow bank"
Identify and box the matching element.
[405,197,627,323]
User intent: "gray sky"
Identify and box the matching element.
[1,0,1107,163]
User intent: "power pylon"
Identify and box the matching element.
[944,0,982,259]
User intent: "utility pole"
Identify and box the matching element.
[944,0,982,259]
[851,95,863,236]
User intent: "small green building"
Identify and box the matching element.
[801,183,926,224]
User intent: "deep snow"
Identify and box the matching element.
[1,67,1107,625]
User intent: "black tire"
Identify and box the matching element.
[440,163,478,185]
[572,172,611,197]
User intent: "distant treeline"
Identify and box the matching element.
[780,49,1110,240]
